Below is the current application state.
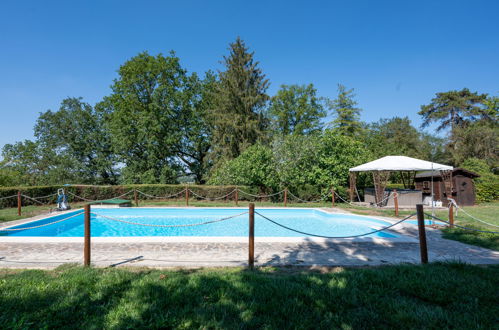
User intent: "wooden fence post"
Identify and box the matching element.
[449,202,454,228]
[416,204,428,264]
[17,191,21,216]
[248,203,255,269]
[284,188,287,207]
[393,189,399,217]
[84,204,91,266]
[134,189,138,207]
[235,188,239,206]
[185,187,189,207]
[331,187,335,208]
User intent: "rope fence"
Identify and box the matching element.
[255,211,416,239]
[424,213,499,234]
[0,211,84,231]
[91,211,248,228]
[1,202,496,268]
[1,187,497,231]
[135,188,186,199]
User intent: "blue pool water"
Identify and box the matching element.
[1,208,398,238]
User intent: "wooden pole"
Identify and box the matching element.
[134,189,138,207]
[331,187,335,208]
[235,188,239,206]
[248,203,255,269]
[449,203,454,228]
[393,189,399,217]
[284,188,287,207]
[185,187,189,207]
[84,204,91,266]
[416,204,428,264]
[17,191,21,216]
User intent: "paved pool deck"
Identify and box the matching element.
[0,207,497,268]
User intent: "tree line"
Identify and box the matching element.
[1,38,497,197]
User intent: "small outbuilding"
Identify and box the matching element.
[415,168,480,206]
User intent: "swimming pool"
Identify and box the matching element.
[1,208,398,238]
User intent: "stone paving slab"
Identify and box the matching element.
[0,227,497,269]
[0,208,497,269]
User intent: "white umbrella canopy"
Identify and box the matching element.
[349,156,453,172]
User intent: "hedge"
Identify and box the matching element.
[0,184,259,208]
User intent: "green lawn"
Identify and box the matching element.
[432,202,499,251]
[0,263,497,329]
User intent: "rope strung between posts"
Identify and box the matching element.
[188,189,236,201]
[237,189,284,198]
[29,193,58,200]
[424,213,499,234]
[286,190,324,203]
[0,211,84,231]
[255,211,416,239]
[135,188,186,199]
[0,194,18,200]
[447,199,499,228]
[91,211,248,228]
[108,190,135,199]
[67,191,96,202]
[21,194,49,205]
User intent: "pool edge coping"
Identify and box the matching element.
[0,206,420,243]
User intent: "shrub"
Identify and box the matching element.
[460,158,499,203]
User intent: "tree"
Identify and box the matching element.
[100,51,190,184]
[312,130,371,189]
[418,88,488,132]
[268,84,326,136]
[208,37,269,165]
[329,84,362,136]
[34,97,117,184]
[272,134,321,190]
[207,144,278,191]
[452,120,498,166]
[460,158,499,202]
[1,140,79,185]
[171,72,217,183]
[365,117,420,158]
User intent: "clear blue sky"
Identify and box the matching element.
[0,0,498,149]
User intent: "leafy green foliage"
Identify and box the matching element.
[272,134,321,190]
[268,84,326,136]
[1,140,79,185]
[329,84,362,136]
[208,37,269,165]
[34,97,117,184]
[452,120,498,166]
[208,145,278,191]
[460,158,499,202]
[364,116,450,163]
[209,131,370,196]
[101,51,193,184]
[311,130,371,189]
[419,88,489,132]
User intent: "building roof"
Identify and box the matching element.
[349,156,453,172]
[415,168,480,179]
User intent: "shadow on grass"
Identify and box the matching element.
[0,263,498,328]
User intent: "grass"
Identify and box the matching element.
[432,202,499,251]
[0,263,497,329]
[0,202,87,223]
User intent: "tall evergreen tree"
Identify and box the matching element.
[208,37,269,165]
[329,84,362,136]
